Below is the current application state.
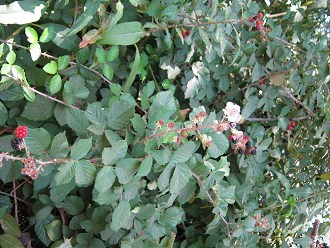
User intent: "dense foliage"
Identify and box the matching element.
[0,0,329,247]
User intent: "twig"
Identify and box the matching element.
[310,219,320,248]
[5,74,79,109]
[266,12,287,18]
[0,191,32,206]
[12,181,19,222]
[192,171,232,238]
[245,116,310,122]
[282,87,316,118]
[0,127,12,136]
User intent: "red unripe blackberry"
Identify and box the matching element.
[287,125,293,131]
[14,126,28,139]
[244,149,250,155]
[257,13,263,19]
[290,121,296,127]
[185,30,190,36]
[229,134,234,140]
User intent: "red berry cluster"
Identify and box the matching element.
[287,121,296,131]
[229,134,256,156]
[254,215,271,230]
[181,28,190,38]
[249,12,264,31]
[14,126,28,139]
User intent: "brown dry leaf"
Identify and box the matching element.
[269,73,286,86]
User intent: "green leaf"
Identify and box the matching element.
[252,62,263,82]
[95,166,116,192]
[0,0,47,24]
[49,74,62,94]
[22,87,36,102]
[75,160,96,187]
[58,55,71,70]
[35,220,51,246]
[159,207,184,227]
[107,46,119,62]
[0,160,22,184]
[25,27,38,43]
[170,141,195,165]
[85,102,106,128]
[110,83,121,97]
[123,45,140,93]
[54,161,77,185]
[136,156,153,177]
[207,133,229,158]
[43,61,58,74]
[45,220,61,241]
[290,186,313,198]
[97,22,145,46]
[77,47,90,64]
[115,158,138,184]
[63,196,85,215]
[39,28,50,42]
[29,42,41,61]
[107,101,135,130]
[158,163,175,191]
[148,91,176,128]
[102,140,127,166]
[0,102,8,126]
[49,132,69,158]
[93,189,119,205]
[6,51,16,65]
[65,0,101,37]
[66,108,90,137]
[103,64,114,80]
[0,214,20,236]
[71,137,92,160]
[24,128,51,155]
[0,234,24,248]
[110,201,133,232]
[170,163,192,194]
[95,47,106,63]
[22,95,55,121]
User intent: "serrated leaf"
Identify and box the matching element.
[0,160,22,184]
[97,22,145,46]
[58,55,71,70]
[6,51,15,65]
[107,46,119,62]
[50,132,69,158]
[75,160,96,187]
[22,87,36,102]
[65,0,101,37]
[110,83,121,97]
[22,95,55,121]
[1,214,20,236]
[102,140,127,166]
[252,62,263,82]
[136,156,153,177]
[24,128,51,155]
[35,220,51,246]
[95,47,106,63]
[95,166,116,192]
[110,201,133,232]
[103,64,113,80]
[25,27,38,43]
[71,137,92,160]
[159,207,184,227]
[0,0,47,24]
[0,102,8,126]
[115,158,138,184]
[107,101,135,130]
[170,141,195,165]
[170,163,192,194]
[66,108,90,137]
[54,161,77,185]
[45,220,61,241]
[207,133,229,158]
[43,61,58,74]
[39,28,50,42]
[63,196,85,215]
[49,74,62,94]
[29,42,41,61]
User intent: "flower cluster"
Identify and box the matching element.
[254,215,271,231]
[223,102,243,123]
[21,157,39,180]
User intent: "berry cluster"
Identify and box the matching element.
[181,28,190,38]
[287,121,296,131]
[21,157,39,180]
[14,126,28,139]
[11,138,23,151]
[249,12,264,31]
[254,215,271,231]
[229,133,256,156]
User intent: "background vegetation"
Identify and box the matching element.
[0,0,329,247]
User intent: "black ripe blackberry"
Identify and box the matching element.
[251,149,257,155]
[232,137,238,144]
[238,148,244,154]
[11,138,22,151]
[245,141,251,149]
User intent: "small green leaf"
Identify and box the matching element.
[102,140,127,166]
[58,55,71,70]
[103,64,114,81]
[136,156,153,177]
[54,161,77,185]
[110,201,133,232]
[66,108,90,137]
[107,46,119,62]
[207,133,229,158]
[45,220,62,241]
[43,61,58,74]
[170,141,195,165]
[49,74,62,94]
[159,207,184,227]
[107,101,135,130]
[49,132,69,158]
[95,47,106,63]
[6,51,16,65]
[77,47,90,64]
[115,158,138,184]
[170,163,192,194]
[85,102,107,128]
[75,160,96,187]
[110,83,121,97]
[22,87,36,102]
[71,137,92,160]
[123,45,140,93]
[63,196,85,215]
[39,28,50,42]
[29,42,41,61]
[95,166,116,192]
[25,27,38,43]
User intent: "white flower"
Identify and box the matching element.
[223,102,242,123]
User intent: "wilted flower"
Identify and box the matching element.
[223,102,242,123]
[201,134,212,148]
[213,120,230,133]
[167,122,175,129]
[156,119,165,129]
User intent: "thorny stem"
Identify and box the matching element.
[245,116,310,122]
[13,181,19,222]
[5,74,79,109]
[192,171,232,238]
